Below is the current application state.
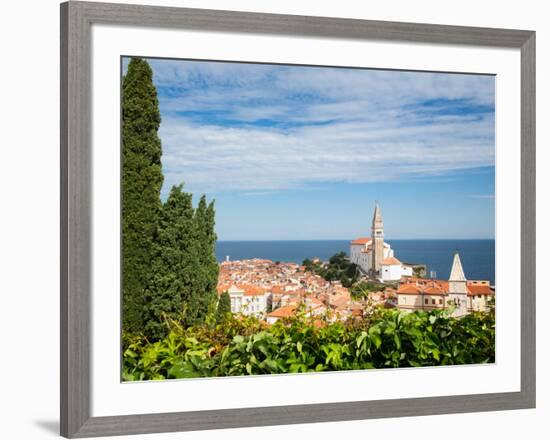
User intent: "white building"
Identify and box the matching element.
[350,203,413,282]
[380,256,412,282]
[225,285,272,317]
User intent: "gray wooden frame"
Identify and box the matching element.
[60,1,536,437]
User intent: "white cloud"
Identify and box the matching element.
[141,58,495,194]
[160,113,494,193]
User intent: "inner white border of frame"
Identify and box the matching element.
[91,23,521,417]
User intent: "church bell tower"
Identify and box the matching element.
[448,252,468,316]
[371,202,384,273]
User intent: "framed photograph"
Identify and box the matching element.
[60,1,536,437]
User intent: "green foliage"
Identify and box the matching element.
[183,195,219,326]
[303,252,359,287]
[123,308,495,380]
[142,189,219,340]
[122,58,219,339]
[142,185,194,340]
[216,292,231,323]
[122,58,163,333]
[412,266,426,278]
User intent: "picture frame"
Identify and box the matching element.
[60,1,536,437]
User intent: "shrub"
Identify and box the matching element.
[122,307,495,381]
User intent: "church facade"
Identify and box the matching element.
[350,203,413,282]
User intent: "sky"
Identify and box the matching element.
[123,57,495,241]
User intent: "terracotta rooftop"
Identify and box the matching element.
[397,284,422,294]
[267,305,297,318]
[242,284,267,296]
[467,284,493,296]
[423,285,446,295]
[381,256,402,266]
[351,237,372,245]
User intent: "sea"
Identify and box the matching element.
[216,239,495,285]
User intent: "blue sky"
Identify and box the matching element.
[123,58,495,240]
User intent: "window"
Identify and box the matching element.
[425,298,428,305]
[439,299,443,305]
[432,298,436,305]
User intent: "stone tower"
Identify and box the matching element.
[448,253,468,316]
[371,202,384,273]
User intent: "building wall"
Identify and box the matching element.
[229,292,243,313]
[350,244,364,265]
[380,263,413,282]
[350,244,372,273]
[397,294,424,309]
[380,264,402,281]
[468,295,493,312]
[422,295,445,309]
[229,291,271,316]
[448,293,468,316]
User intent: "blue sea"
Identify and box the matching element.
[216,239,495,285]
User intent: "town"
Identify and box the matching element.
[217,204,495,323]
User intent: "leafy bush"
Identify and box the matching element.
[303,252,359,287]
[122,307,495,381]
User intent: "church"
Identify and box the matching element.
[350,203,413,282]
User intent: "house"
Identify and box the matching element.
[266,305,297,324]
[466,280,494,312]
[219,284,272,317]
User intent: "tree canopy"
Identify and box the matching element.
[122,58,163,333]
[122,58,218,340]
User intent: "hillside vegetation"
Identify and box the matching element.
[303,252,360,287]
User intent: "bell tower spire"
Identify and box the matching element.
[371,202,384,273]
[448,252,468,316]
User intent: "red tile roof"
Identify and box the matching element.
[267,305,297,318]
[423,285,446,295]
[397,280,449,295]
[467,284,493,296]
[381,256,402,265]
[242,284,267,296]
[351,237,372,245]
[397,284,422,294]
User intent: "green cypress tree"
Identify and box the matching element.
[185,195,219,325]
[143,185,194,340]
[216,291,231,323]
[122,58,163,334]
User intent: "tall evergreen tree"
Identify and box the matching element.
[185,196,219,325]
[216,291,231,323]
[142,185,194,340]
[122,58,163,333]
